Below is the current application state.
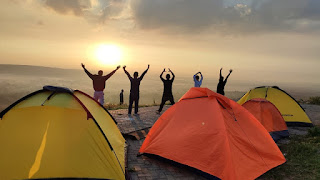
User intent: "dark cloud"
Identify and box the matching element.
[44,0,92,16]
[41,0,320,34]
[130,0,320,34]
[42,0,127,23]
[301,0,320,20]
[131,0,225,30]
[248,0,320,33]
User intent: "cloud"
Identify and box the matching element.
[300,0,320,20]
[44,0,92,16]
[130,0,320,34]
[40,0,320,34]
[131,0,225,30]
[42,0,128,23]
[99,0,127,20]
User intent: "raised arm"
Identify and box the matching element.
[193,72,200,81]
[160,68,165,81]
[123,66,132,80]
[199,72,203,81]
[104,65,120,80]
[193,73,197,81]
[224,69,233,83]
[139,64,150,80]
[169,68,175,81]
[219,68,222,78]
[81,63,93,79]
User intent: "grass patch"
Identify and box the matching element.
[308,96,320,105]
[308,127,320,137]
[259,127,320,180]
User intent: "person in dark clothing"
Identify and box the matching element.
[81,63,120,105]
[157,68,175,114]
[120,89,124,105]
[217,68,232,95]
[123,65,150,115]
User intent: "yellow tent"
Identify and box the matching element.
[0,86,126,180]
[238,86,312,127]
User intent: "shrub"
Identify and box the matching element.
[308,96,320,105]
[308,127,320,137]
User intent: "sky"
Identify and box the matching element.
[0,0,320,89]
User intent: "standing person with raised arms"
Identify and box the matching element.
[217,68,233,95]
[193,72,203,87]
[123,65,150,115]
[157,68,175,114]
[81,63,120,105]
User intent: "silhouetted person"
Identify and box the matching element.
[193,72,203,87]
[120,89,124,105]
[157,68,175,113]
[123,65,150,114]
[217,68,232,95]
[81,63,120,105]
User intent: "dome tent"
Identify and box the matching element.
[238,86,312,127]
[139,87,286,180]
[242,98,289,142]
[0,86,126,180]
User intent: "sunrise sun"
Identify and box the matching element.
[94,44,122,65]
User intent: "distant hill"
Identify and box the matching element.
[0,64,81,77]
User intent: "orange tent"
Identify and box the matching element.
[139,88,285,180]
[242,98,289,141]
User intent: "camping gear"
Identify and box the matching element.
[242,98,289,141]
[0,86,126,180]
[238,86,312,126]
[140,87,286,180]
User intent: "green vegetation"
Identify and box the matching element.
[308,127,320,137]
[260,127,320,180]
[308,96,320,105]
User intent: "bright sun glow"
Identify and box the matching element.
[95,44,122,65]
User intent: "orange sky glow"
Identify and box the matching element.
[0,0,319,89]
